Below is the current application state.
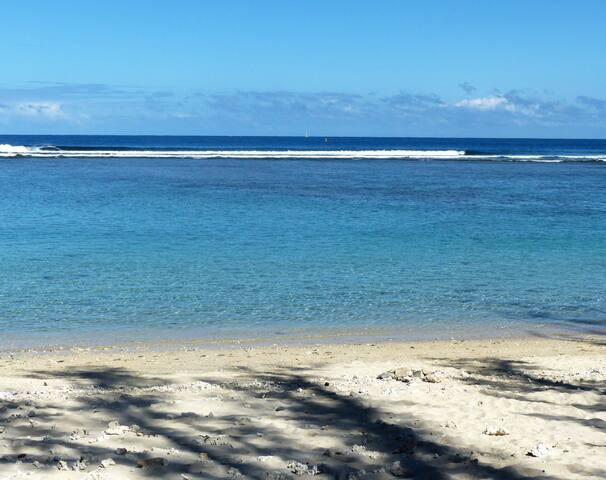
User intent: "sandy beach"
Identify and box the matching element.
[0,335,605,479]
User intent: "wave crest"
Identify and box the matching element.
[0,145,465,159]
[1,144,605,162]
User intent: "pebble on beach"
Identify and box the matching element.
[100,458,116,468]
[527,443,551,458]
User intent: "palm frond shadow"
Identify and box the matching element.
[432,357,606,440]
[0,365,563,479]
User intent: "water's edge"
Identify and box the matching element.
[0,320,589,355]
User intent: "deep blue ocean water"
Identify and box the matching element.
[1,136,605,347]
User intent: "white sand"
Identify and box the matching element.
[0,336,605,479]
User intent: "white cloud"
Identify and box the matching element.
[455,95,515,112]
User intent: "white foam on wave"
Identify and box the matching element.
[0,145,466,159]
[475,154,606,162]
[1,144,605,162]
[0,144,37,155]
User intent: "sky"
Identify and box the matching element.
[1,0,605,137]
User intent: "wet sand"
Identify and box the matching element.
[1,336,605,479]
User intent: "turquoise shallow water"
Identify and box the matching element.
[1,136,605,347]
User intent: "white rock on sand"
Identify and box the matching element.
[100,458,115,468]
[527,443,551,458]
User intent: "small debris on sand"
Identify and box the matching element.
[377,368,445,383]
[137,457,167,469]
[287,460,320,475]
[390,460,415,478]
[527,443,551,458]
[100,458,116,468]
[105,420,130,435]
[72,457,88,471]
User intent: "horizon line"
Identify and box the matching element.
[1,133,606,141]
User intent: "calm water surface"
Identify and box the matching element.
[1,136,605,347]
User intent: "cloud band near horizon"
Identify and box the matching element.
[1,82,605,137]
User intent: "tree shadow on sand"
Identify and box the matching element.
[431,354,605,477]
[0,364,565,479]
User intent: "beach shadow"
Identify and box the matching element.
[433,356,606,438]
[0,364,562,479]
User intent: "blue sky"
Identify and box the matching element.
[1,0,605,137]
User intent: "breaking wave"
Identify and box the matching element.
[1,144,606,162]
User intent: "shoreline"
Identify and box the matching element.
[1,335,605,478]
[0,319,584,355]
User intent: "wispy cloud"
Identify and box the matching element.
[458,82,477,95]
[13,101,65,118]
[0,101,67,120]
[203,91,366,118]
[577,95,606,114]
[1,81,605,136]
[0,82,135,99]
[382,92,445,111]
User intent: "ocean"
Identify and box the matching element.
[1,136,605,348]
